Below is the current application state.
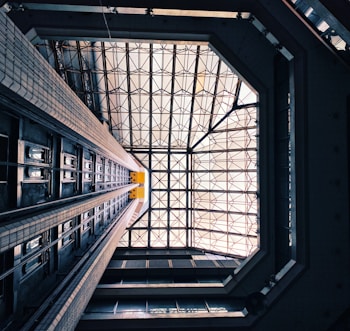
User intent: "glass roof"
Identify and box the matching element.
[36,40,259,258]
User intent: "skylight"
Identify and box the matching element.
[36,39,259,258]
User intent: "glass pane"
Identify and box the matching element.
[85,299,116,313]
[28,147,44,161]
[206,298,244,312]
[116,300,146,313]
[148,299,178,314]
[177,299,208,313]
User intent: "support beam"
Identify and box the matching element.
[186,45,201,149]
[125,43,134,150]
[208,59,221,132]
[100,42,113,131]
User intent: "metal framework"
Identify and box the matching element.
[36,40,259,258]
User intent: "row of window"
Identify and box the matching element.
[20,142,129,185]
[17,138,131,206]
[107,258,238,269]
[100,275,226,285]
[86,298,244,315]
[13,192,130,279]
[0,113,133,214]
[20,231,50,277]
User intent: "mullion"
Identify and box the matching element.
[100,41,113,132]
[166,45,177,248]
[208,59,222,132]
[125,42,134,150]
[148,43,153,248]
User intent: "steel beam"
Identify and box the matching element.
[6,0,255,12]
[100,42,113,131]
[124,43,134,151]
[208,59,221,132]
[191,100,258,151]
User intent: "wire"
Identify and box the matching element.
[99,0,112,39]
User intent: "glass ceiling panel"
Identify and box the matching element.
[36,39,259,258]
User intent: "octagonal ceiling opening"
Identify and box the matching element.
[35,38,259,260]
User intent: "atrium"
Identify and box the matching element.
[0,1,349,330]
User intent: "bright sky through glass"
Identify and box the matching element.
[36,39,259,257]
[107,41,259,257]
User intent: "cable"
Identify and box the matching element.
[99,0,112,39]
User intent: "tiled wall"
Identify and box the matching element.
[0,10,139,172]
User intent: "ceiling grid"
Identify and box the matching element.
[36,40,259,258]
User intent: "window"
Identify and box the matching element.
[63,153,77,182]
[62,220,74,246]
[84,172,92,180]
[22,255,42,275]
[82,220,92,232]
[105,161,111,182]
[111,163,116,183]
[64,170,75,180]
[148,300,178,314]
[22,236,43,276]
[27,166,43,179]
[84,298,244,315]
[25,143,50,165]
[27,146,45,162]
[64,154,76,168]
[85,161,92,170]
[24,236,42,254]
[22,142,51,206]
[84,160,93,181]
[115,300,146,314]
[82,210,93,233]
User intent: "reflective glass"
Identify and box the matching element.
[116,300,146,313]
[177,299,208,313]
[148,299,178,314]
